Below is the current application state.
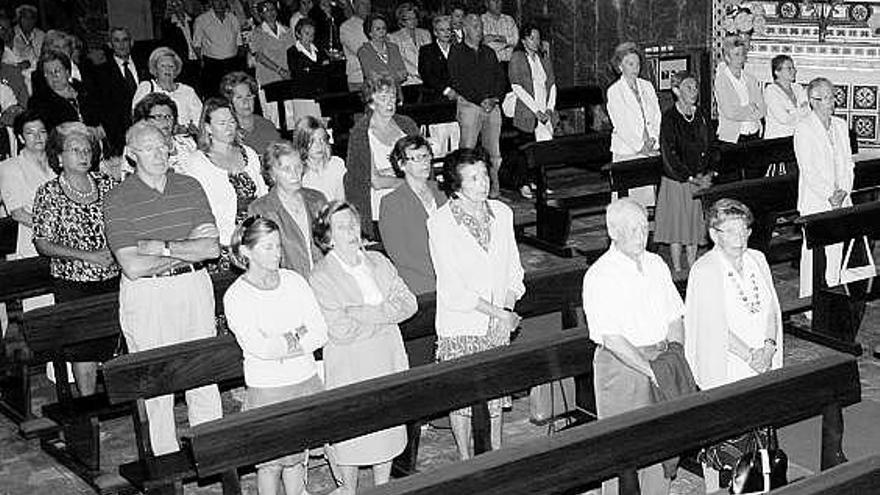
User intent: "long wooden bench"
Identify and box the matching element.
[186,330,596,489]
[797,201,880,356]
[516,132,612,257]
[102,262,590,493]
[357,353,859,495]
[768,453,880,494]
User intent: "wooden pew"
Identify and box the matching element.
[357,353,859,495]
[516,132,612,257]
[715,136,795,182]
[768,453,880,495]
[186,330,596,487]
[0,256,52,430]
[797,201,880,356]
[102,262,590,493]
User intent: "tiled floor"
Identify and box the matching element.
[2,190,879,494]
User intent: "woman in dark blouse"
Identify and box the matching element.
[286,18,330,98]
[655,70,713,275]
[29,50,101,136]
[32,123,119,396]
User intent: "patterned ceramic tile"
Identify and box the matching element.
[852,114,878,141]
[853,85,878,110]
[834,85,849,109]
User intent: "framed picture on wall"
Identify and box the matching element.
[657,56,690,90]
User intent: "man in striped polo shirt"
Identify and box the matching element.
[103,122,223,455]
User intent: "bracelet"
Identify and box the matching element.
[764,338,777,347]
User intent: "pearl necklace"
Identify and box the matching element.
[59,173,96,202]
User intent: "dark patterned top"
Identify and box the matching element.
[227,149,258,226]
[449,198,495,252]
[32,172,120,282]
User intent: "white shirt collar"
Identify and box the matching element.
[261,21,287,39]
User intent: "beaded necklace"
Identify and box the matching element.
[59,172,96,203]
[726,268,762,314]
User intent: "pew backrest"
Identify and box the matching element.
[186,330,596,478]
[0,256,52,303]
[796,201,880,250]
[522,133,612,172]
[602,155,663,194]
[21,292,121,363]
[360,353,860,495]
[716,136,795,182]
[768,454,880,495]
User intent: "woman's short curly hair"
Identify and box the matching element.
[46,121,101,174]
[132,92,179,125]
[148,46,183,79]
[361,72,400,107]
[706,198,753,230]
[219,71,257,101]
[313,200,362,253]
[441,147,490,196]
[389,134,431,177]
[362,12,388,37]
[261,140,305,187]
[40,49,72,74]
[12,109,44,140]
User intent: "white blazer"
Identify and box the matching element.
[427,199,526,338]
[794,111,854,216]
[795,111,854,298]
[606,77,661,158]
[764,82,809,139]
[181,145,268,245]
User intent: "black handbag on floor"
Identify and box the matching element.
[699,427,788,493]
[729,427,788,493]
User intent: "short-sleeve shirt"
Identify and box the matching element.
[582,246,684,346]
[32,172,120,282]
[103,171,216,252]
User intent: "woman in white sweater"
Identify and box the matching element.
[427,148,525,460]
[763,54,810,139]
[224,216,328,495]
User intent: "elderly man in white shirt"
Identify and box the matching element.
[582,198,684,495]
[480,0,517,63]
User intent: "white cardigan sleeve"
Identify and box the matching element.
[428,212,480,312]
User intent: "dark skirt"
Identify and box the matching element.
[654,176,706,245]
[53,277,120,303]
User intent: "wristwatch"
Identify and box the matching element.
[161,241,171,258]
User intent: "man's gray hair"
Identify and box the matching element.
[605,197,647,241]
[126,121,163,147]
[806,77,833,98]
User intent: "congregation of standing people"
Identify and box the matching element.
[0,1,863,494]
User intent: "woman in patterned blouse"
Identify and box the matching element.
[426,148,525,459]
[181,97,268,273]
[32,122,120,396]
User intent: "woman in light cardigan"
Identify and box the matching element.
[606,42,661,206]
[508,23,556,199]
[795,77,855,299]
[309,200,416,495]
[714,35,765,144]
[684,199,782,492]
[427,147,525,460]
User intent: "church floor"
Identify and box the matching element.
[2,189,880,494]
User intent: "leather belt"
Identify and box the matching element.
[149,262,206,278]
